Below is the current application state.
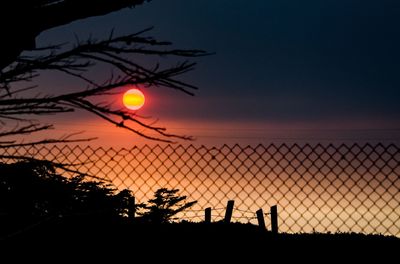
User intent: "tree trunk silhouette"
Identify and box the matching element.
[0,0,146,70]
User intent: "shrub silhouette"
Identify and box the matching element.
[0,160,196,237]
[137,188,197,224]
[0,160,135,234]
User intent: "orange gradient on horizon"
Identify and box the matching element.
[123,89,145,110]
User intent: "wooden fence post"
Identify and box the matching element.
[205,207,212,223]
[256,209,266,230]
[270,205,278,234]
[224,200,235,223]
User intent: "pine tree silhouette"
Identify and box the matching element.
[137,188,196,224]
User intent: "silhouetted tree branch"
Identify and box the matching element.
[1,24,208,148]
[0,0,148,70]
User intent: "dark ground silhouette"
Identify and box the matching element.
[0,161,398,262]
[2,220,399,262]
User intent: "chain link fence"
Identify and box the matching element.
[1,143,399,236]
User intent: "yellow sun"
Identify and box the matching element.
[123,89,145,110]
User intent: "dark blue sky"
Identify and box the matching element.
[37,0,400,144]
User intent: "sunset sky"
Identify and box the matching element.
[34,0,400,146]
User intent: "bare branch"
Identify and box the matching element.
[0,154,109,182]
[0,136,97,149]
[0,123,53,137]
[67,98,193,142]
[0,85,38,99]
[0,28,207,144]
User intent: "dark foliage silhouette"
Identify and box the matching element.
[0,160,135,237]
[137,188,197,223]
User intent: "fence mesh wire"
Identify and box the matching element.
[1,143,399,236]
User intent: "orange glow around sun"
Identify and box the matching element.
[123,88,145,110]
